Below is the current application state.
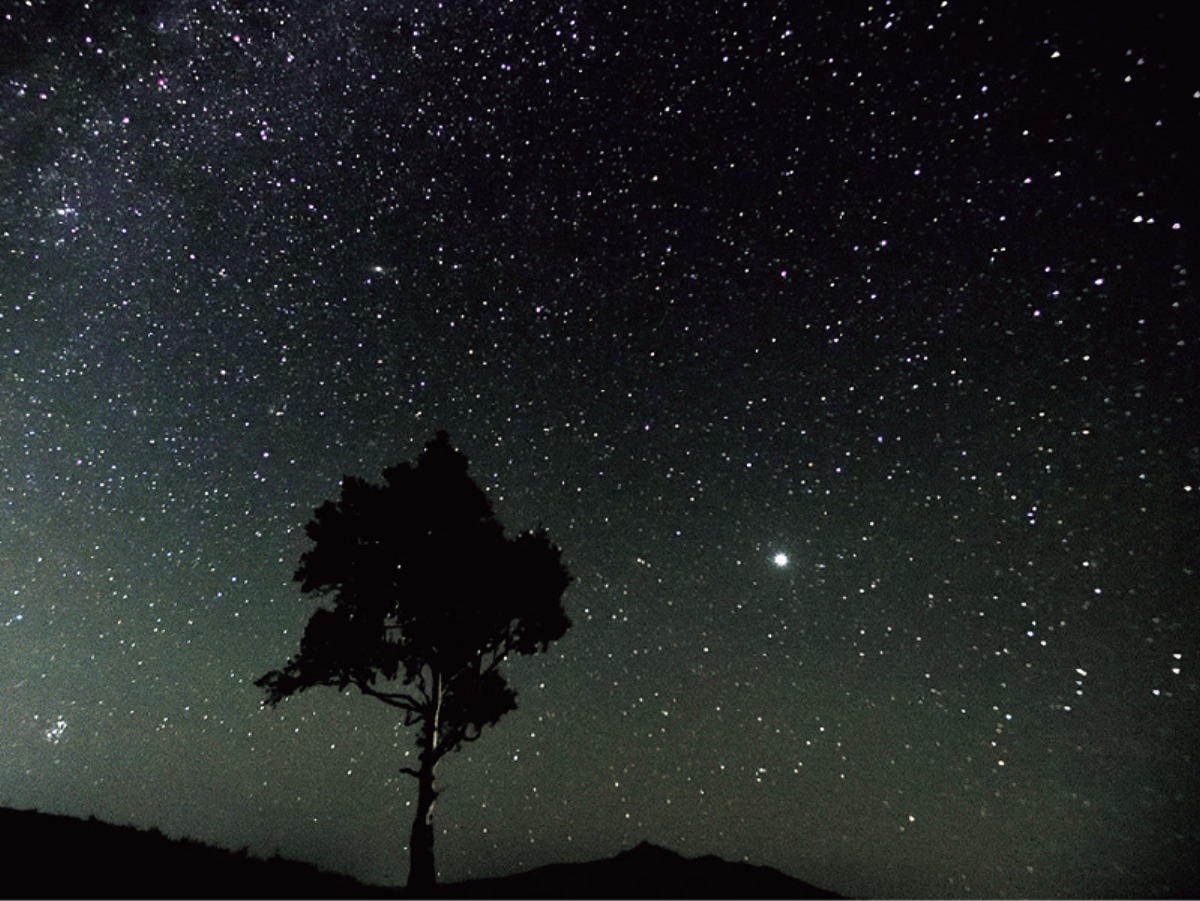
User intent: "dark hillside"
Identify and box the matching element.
[434,841,843,899]
[2,807,843,899]
[0,807,386,899]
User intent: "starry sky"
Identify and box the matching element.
[1,1,1198,897]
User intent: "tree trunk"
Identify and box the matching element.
[406,672,443,895]
[406,756,438,894]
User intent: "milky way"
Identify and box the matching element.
[1,2,1197,896]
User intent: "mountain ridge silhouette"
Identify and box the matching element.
[1,806,843,899]
[437,839,843,899]
[0,806,384,898]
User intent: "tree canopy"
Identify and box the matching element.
[256,430,572,890]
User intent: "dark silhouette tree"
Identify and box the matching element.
[256,431,572,894]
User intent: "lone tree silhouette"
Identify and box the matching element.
[256,431,572,893]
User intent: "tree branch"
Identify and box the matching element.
[434,720,489,762]
[447,636,513,690]
[355,680,423,713]
[415,664,431,705]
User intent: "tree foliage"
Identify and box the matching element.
[256,430,572,889]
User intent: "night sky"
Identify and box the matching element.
[2,1,1198,897]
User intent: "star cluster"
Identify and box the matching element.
[1,1,1197,896]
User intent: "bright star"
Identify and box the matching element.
[773,552,789,567]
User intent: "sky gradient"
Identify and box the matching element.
[1,1,1197,897]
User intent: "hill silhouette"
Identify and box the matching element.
[0,807,386,899]
[2,807,843,898]
[438,841,843,899]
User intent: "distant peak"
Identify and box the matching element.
[617,841,685,862]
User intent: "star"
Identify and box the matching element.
[0,3,1192,897]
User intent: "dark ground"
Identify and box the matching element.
[0,806,381,899]
[437,840,841,899]
[1,807,842,899]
